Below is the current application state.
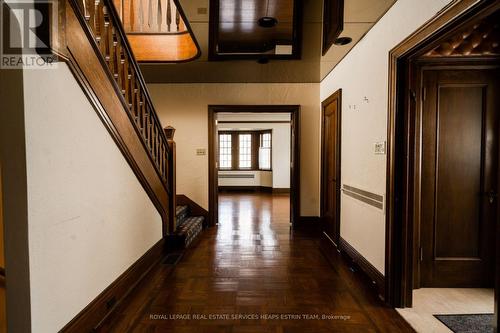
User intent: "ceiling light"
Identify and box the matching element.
[334,37,353,46]
[258,17,278,28]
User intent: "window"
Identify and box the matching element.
[219,134,232,169]
[259,132,272,170]
[238,134,252,169]
[218,131,272,170]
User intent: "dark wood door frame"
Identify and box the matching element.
[385,1,500,326]
[320,89,342,246]
[208,105,301,227]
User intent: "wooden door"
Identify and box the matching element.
[420,68,499,287]
[321,90,341,245]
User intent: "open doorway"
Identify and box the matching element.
[386,2,500,332]
[208,106,300,227]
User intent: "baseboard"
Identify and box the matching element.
[293,216,323,234]
[272,188,290,194]
[338,237,385,300]
[176,194,209,226]
[60,239,166,332]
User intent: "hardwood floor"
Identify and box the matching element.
[103,192,414,332]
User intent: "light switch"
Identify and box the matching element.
[374,141,386,155]
[196,148,206,156]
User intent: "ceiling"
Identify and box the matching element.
[140,0,396,83]
[215,0,296,56]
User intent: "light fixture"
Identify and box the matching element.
[334,37,353,46]
[258,0,278,28]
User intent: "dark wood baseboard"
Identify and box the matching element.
[272,188,290,194]
[293,216,323,235]
[176,194,209,225]
[60,239,166,332]
[336,237,385,300]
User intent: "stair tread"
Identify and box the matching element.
[175,205,188,216]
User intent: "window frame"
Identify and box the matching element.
[217,132,233,170]
[217,130,272,171]
[258,130,272,171]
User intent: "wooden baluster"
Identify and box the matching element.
[175,5,180,32]
[98,2,106,55]
[123,56,130,109]
[107,15,115,68]
[136,88,143,126]
[157,0,162,32]
[156,127,160,164]
[147,0,152,28]
[166,0,171,32]
[157,130,161,166]
[115,39,124,94]
[130,72,137,120]
[82,0,90,20]
[111,26,119,81]
[149,114,154,153]
[86,0,95,29]
[152,125,157,161]
[93,0,100,35]
[130,0,135,31]
[138,0,144,32]
[144,105,150,143]
[103,6,111,63]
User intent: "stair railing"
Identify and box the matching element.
[56,0,176,235]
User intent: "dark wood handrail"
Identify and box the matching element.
[70,0,171,190]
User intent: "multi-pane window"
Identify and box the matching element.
[218,131,272,170]
[219,134,232,169]
[259,132,271,170]
[238,134,252,169]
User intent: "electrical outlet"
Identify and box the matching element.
[374,141,386,155]
[196,148,206,156]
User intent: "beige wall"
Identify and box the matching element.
[23,64,162,332]
[320,0,454,273]
[149,83,320,216]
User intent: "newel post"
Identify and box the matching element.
[164,126,176,235]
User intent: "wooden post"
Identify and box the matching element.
[164,126,176,235]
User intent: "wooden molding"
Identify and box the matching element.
[320,89,342,245]
[208,105,301,227]
[60,239,166,332]
[385,0,500,310]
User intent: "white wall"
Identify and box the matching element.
[149,83,320,216]
[320,0,453,274]
[217,118,291,189]
[23,64,162,332]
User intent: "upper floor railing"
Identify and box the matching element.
[114,0,188,34]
